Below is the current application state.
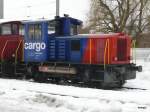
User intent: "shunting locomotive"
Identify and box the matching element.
[0,15,142,88]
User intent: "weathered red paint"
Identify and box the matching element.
[0,35,23,61]
[82,33,131,65]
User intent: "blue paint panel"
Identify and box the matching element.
[81,38,88,63]
[70,51,81,62]
[57,39,66,61]
[49,39,56,60]
[66,39,70,61]
[63,18,71,36]
[49,37,71,62]
[24,22,48,62]
[24,48,47,62]
[69,37,88,63]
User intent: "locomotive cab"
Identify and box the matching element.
[23,16,82,62]
[0,21,24,75]
[0,21,23,62]
[0,21,22,35]
[24,21,48,62]
[54,15,82,36]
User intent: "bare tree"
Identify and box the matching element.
[87,0,150,37]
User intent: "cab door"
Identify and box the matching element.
[24,22,48,62]
[70,39,81,62]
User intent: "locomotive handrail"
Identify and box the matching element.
[22,40,24,62]
[1,41,8,61]
[1,40,16,61]
[1,40,20,62]
[104,39,110,69]
[90,39,92,64]
[15,40,23,64]
[108,39,110,64]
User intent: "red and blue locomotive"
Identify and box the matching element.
[0,16,142,88]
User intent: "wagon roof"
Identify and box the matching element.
[0,18,51,24]
[0,18,22,23]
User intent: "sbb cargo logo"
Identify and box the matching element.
[25,42,46,52]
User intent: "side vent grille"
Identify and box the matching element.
[49,40,56,59]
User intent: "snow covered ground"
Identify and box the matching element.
[0,59,150,112]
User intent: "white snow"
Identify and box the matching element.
[0,50,150,112]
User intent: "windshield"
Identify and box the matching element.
[1,24,12,35]
[0,23,23,35]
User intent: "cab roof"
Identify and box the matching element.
[22,17,82,25]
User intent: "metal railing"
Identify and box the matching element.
[15,40,23,64]
[89,39,92,64]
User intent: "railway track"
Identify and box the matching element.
[28,90,83,99]
[122,87,147,91]
[26,85,148,100]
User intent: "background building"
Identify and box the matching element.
[0,0,3,19]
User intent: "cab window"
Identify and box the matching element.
[28,24,42,40]
[19,25,25,35]
[0,23,20,35]
[1,24,11,35]
[70,24,78,35]
[12,24,18,35]
[48,21,56,34]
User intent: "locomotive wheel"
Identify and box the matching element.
[1,62,15,78]
[33,72,47,83]
[30,65,47,83]
[117,74,126,88]
[118,79,126,88]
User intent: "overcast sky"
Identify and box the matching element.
[4,0,90,22]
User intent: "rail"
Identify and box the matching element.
[104,39,110,69]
